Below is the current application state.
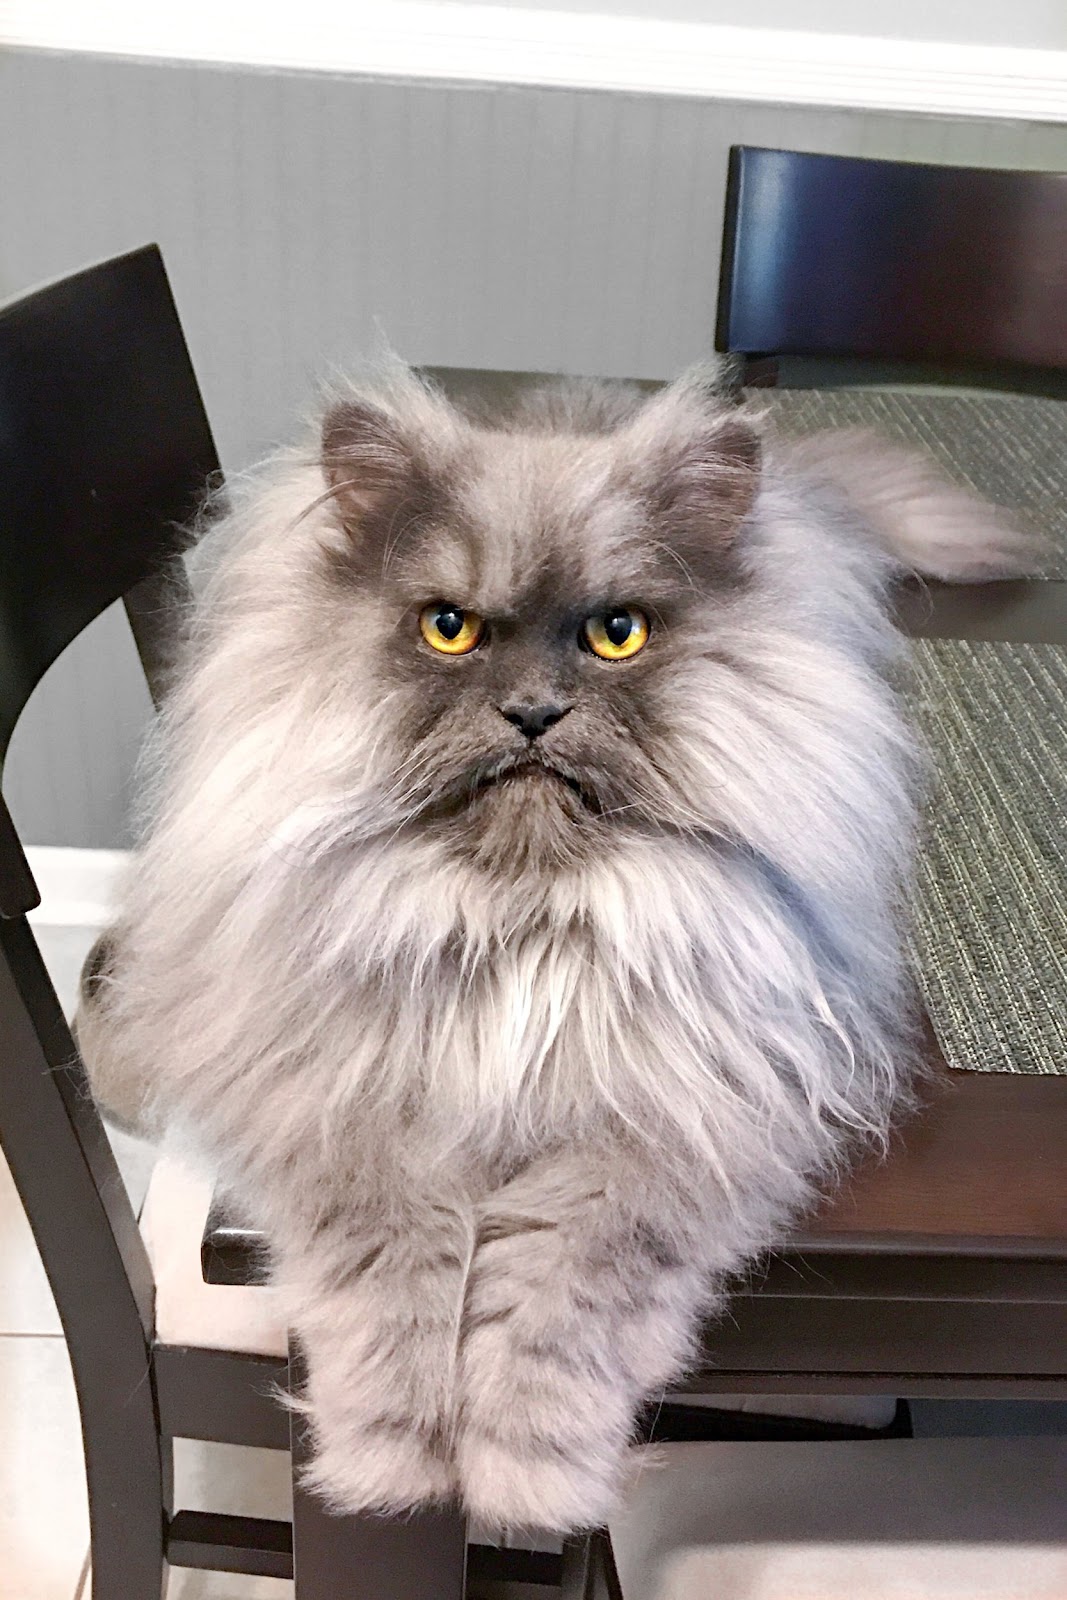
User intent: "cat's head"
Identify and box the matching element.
[311,366,762,874]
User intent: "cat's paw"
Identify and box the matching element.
[301,1411,457,1514]
[453,1234,634,1531]
[292,1265,463,1515]
[455,1418,624,1532]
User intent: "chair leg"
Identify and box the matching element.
[289,1345,467,1600]
[561,1532,623,1600]
[85,1429,170,1600]
[291,1488,467,1600]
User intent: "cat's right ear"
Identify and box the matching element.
[320,401,424,537]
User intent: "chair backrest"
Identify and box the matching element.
[716,146,1067,394]
[0,244,219,745]
[0,248,220,1542]
[0,245,219,914]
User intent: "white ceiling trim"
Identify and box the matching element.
[2,1,1066,122]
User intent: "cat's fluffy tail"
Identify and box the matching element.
[784,427,1040,582]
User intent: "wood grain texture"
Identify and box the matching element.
[802,1068,1067,1253]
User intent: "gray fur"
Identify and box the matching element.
[77,364,1029,1531]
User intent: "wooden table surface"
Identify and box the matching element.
[799,1062,1067,1258]
[203,376,1067,1392]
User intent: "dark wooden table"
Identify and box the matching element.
[682,1040,1067,1401]
[203,381,1067,1403]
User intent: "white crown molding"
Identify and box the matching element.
[2,1,1066,123]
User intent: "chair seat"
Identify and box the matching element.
[141,1154,287,1357]
[609,1438,1067,1599]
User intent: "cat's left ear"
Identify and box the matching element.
[623,386,762,554]
[320,400,429,536]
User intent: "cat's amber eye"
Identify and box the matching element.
[582,608,650,661]
[419,603,485,655]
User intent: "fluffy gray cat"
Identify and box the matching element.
[77,366,1030,1532]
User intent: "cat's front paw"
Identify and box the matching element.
[291,1258,464,1515]
[454,1235,633,1531]
[455,1407,625,1532]
[300,1403,457,1515]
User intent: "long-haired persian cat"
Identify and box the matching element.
[78,366,1029,1531]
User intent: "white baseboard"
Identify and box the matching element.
[2,1,1066,123]
[25,846,130,929]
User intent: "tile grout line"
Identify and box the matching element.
[0,1329,66,1339]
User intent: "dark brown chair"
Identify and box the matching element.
[0,247,492,1600]
[717,144,1067,397]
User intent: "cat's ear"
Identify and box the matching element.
[652,415,761,537]
[624,387,762,554]
[320,400,428,535]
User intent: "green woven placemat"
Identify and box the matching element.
[907,640,1067,1075]
[767,390,1067,1074]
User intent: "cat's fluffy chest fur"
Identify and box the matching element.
[78,366,1030,1531]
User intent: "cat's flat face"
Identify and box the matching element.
[317,375,760,873]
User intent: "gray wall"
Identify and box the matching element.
[2,47,1065,845]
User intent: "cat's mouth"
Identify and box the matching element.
[444,758,601,818]
[483,765,596,807]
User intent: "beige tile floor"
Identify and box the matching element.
[1,924,294,1599]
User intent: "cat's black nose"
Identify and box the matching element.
[500,702,571,740]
